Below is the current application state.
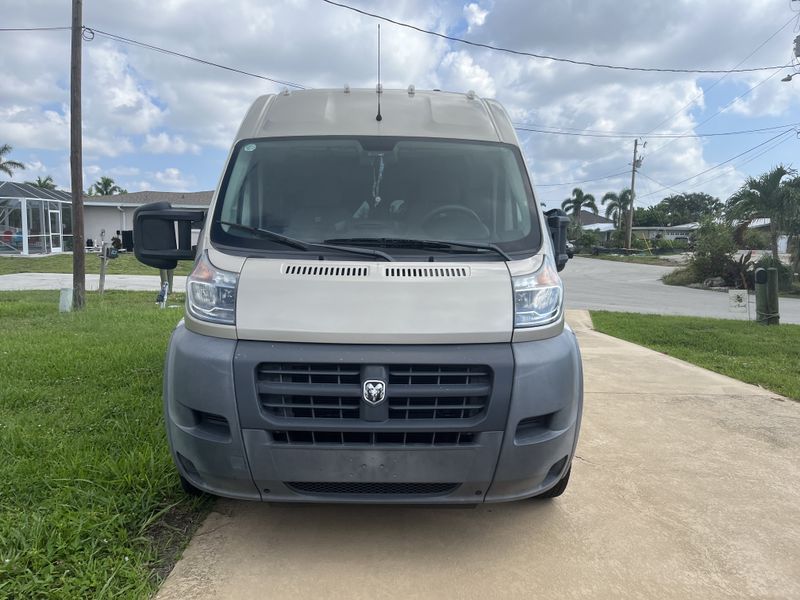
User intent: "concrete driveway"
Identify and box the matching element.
[561,257,800,324]
[155,312,800,600]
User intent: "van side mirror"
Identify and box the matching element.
[133,202,205,270]
[544,208,570,272]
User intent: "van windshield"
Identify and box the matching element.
[211,137,541,256]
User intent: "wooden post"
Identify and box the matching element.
[70,0,85,309]
[625,139,638,251]
[98,242,107,294]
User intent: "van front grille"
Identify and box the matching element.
[258,363,361,419]
[285,481,459,496]
[269,430,476,446]
[387,365,490,419]
[257,363,491,421]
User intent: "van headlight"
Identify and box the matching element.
[187,252,238,325]
[512,255,563,327]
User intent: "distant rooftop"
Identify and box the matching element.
[0,181,72,201]
[0,182,214,207]
[578,210,614,226]
[85,190,213,207]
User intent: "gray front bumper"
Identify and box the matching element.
[163,323,582,503]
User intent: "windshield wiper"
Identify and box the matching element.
[219,221,393,261]
[323,237,512,261]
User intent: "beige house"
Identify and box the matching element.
[85,190,212,247]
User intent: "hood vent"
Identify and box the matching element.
[383,266,470,279]
[284,264,370,277]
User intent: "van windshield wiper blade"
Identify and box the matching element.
[323,237,512,261]
[219,221,393,261]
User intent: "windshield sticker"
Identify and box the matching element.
[243,143,256,152]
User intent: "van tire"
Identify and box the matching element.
[179,473,205,497]
[535,467,571,499]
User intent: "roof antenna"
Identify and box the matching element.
[376,24,382,122]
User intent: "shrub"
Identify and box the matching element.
[653,238,689,252]
[575,230,599,252]
[689,220,736,281]
[609,230,626,248]
[740,228,770,250]
[662,266,699,286]
[754,255,794,291]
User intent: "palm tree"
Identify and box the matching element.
[0,144,25,178]
[26,175,56,190]
[601,188,632,229]
[88,176,127,196]
[726,165,796,261]
[560,187,598,230]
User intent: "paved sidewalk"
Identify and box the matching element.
[0,272,187,292]
[155,311,800,600]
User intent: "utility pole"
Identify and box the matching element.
[70,0,85,309]
[625,138,644,250]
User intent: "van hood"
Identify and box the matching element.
[235,259,513,344]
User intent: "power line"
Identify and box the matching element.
[646,67,788,157]
[643,14,799,135]
[321,0,790,74]
[0,26,70,31]
[86,27,306,89]
[535,170,631,188]
[513,122,800,139]
[643,130,797,198]
[636,128,797,199]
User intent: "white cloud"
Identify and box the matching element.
[154,167,194,191]
[133,180,153,191]
[440,51,496,97]
[463,3,489,30]
[143,132,200,154]
[83,43,165,136]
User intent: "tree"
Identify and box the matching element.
[725,165,797,262]
[560,187,598,230]
[633,204,669,227]
[780,175,800,276]
[88,176,127,196]
[601,188,631,229]
[0,144,25,178]
[657,192,722,225]
[26,175,57,190]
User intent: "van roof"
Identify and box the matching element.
[234,88,519,145]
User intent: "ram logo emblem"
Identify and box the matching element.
[363,380,387,405]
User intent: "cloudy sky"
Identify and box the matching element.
[2,0,800,208]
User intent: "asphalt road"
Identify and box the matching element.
[561,257,800,324]
[155,312,800,600]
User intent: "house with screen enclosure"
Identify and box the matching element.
[0,182,211,255]
[0,181,73,254]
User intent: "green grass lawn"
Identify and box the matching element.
[0,253,193,276]
[577,253,685,267]
[0,291,208,598]
[591,311,800,401]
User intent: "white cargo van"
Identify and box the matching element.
[134,87,582,503]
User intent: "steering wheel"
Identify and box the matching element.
[420,204,489,238]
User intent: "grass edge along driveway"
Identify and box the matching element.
[591,311,800,401]
[0,291,209,599]
[0,253,193,277]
